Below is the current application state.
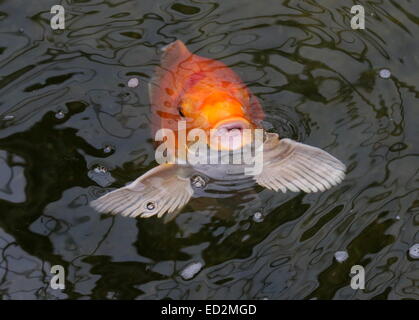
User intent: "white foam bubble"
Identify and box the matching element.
[334,251,349,263]
[127,78,139,88]
[180,262,203,280]
[379,68,391,79]
[408,244,419,259]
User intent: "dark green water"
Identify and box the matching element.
[0,0,418,299]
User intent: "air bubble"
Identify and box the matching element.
[103,145,113,154]
[379,68,391,79]
[88,165,115,187]
[180,262,203,280]
[146,201,156,211]
[191,175,206,188]
[94,165,107,174]
[3,115,15,121]
[408,244,419,259]
[253,212,263,222]
[127,78,139,88]
[334,251,349,263]
[55,111,65,119]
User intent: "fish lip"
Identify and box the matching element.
[213,118,251,134]
[210,118,252,151]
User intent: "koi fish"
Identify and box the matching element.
[90,40,345,219]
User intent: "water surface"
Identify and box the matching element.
[0,0,418,299]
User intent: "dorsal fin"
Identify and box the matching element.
[149,40,192,106]
[160,40,191,69]
[149,40,194,136]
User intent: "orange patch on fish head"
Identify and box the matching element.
[181,90,254,151]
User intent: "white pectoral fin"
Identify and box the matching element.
[255,133,346,193]
[90,164,194,218]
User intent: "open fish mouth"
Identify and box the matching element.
[210,118,252,150]
[215,120,247,136]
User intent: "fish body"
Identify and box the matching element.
[149,40,264,151]
[91,41,346,219]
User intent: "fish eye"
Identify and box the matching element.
[178,107,185,118]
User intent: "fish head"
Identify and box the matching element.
[181,90,254,151]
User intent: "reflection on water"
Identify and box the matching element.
[0,0,418,299]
